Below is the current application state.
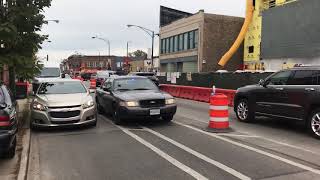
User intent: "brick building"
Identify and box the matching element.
[62,55,124,74]
[159,7,244,72]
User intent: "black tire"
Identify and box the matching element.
[307,108,320,139]
[162,115,174,122]
[235,99,254,122]
[96,99,104,114]
[112,105,122,125]
[4,137,16,159]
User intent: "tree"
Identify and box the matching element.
[129,50,147,58]
[0,0,52,95]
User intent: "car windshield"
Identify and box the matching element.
[37,68,60,78]
[38,81,87,95]
[113,78,158,91]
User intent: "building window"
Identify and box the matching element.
[179,34,184,51]
[165,38,170,53]
[169,37,174,53]
[183,32,188,50]
[188,31,194,49]
[174,35,179,52]
[248,46,254,53]
[194,30,199,48]
[161,39,164,54]
[86,62,91,67]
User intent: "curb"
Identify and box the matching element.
[17,129,31,180]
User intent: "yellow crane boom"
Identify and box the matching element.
[218,0,254,67]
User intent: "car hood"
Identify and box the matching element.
[114,90,172,101]
[35,93,91,107]
[237,84,260,92]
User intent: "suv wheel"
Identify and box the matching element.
[308,109,320,139]
[162,115,173,122]
[4,137,16,159]
[112,107,122,125]
[236,99,254,122]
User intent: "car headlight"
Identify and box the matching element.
[120,101,139,107]
[82,100,94,109]
[165,98,175,105]
[32,102,47,111]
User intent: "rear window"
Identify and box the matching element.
[135,73,155,77]
[37,68,61,78]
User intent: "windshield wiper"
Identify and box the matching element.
[133,88,152,90]
[115,88,131,91]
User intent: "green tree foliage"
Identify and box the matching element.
[129,50,147,58]
[0,0,51,93]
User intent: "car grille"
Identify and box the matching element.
[48,105,81,109]
[51,120,80,125]
[49,111,81,118]
[140,99,165,108]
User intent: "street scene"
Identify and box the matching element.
[1,0,320,180]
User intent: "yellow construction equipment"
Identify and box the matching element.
[218,0,254,67]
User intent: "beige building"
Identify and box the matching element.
[159,9,244,72]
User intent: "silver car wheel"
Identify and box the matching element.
[237,101,248,121]
[311,113,320,137]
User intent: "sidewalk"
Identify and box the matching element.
[0,98,31,180]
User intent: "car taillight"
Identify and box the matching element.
[0,116,10,126]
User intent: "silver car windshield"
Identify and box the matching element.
[38,82,87,95]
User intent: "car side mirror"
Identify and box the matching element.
[259,79,267,87]
[61,73,66,78]
[89,89,95,94]
[103,87,109,92]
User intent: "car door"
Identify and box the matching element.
[255,70,293,116]
[2,86,17,126]
[284,70,317,120]
[101,79,114,113]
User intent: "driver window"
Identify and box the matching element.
[268,71,292,85]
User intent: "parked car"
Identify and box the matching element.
[0,83,18,158]
[96,76,177,124]
[234,66,320,139]
[30,79,97,129]
[129,72,159,86]
[33,67,65,94]
[96,71,117,87]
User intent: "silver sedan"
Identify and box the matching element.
[30,79,97,129]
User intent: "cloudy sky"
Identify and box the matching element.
[38,0,245,66]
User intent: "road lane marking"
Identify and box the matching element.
[116,125,208,180]
[174,121,320,176]
[143,127,251,180]
[175,114,318,154]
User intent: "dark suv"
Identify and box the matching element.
[234,67,320,139]
[0,83,18,158]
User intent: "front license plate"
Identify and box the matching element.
[150,109,161,115]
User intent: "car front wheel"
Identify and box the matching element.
[236,99,254,122]
[162,115,173,122]
[3,137,16,159]
[308,108,320,139]
[112,107,122,125]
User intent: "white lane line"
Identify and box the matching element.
[116,125,208,180]
[217,134,259,138]
[176,115,318,154]
[143,127,251,180]
[174,121,320,176]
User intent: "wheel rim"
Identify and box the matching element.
[311,113,320,137]
[237,101,249,120]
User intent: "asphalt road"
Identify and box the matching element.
[27,98,320,180]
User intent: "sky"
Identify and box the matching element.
[38,0,245,66]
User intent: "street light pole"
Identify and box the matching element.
[127,24,156,69]
[92,36,111,56]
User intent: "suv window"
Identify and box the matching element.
[267,71,292,85]
[287,70,316,85]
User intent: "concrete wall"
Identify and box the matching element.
[201,14,244,72]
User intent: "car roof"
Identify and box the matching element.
[111,76,147,80]
[39,79,82,83]
[289,66,320,71]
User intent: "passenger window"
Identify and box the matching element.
[312,71,320,85]
[268,71,291,85]
[287,71,315,85]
